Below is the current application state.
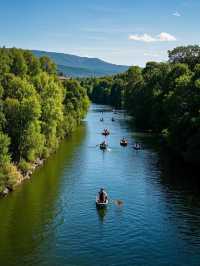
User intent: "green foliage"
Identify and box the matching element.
[3,163,22,190]
[0,133,10,166]
[18,159,32,175]
[0,47,89,194]
[168,45,200,69]
[84,45,200,164]
[23,50,41,76]
[10,48,28,77]
[39,56,57,75]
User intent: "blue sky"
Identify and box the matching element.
[0,0,200,65]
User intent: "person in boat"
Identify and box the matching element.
[99,188,108,203]
[134,143,141,149]
[134,143,138,148]
[100,141,107,150]
[101,140,106,146]
[103,128,108,134]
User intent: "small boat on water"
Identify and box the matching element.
[100,118,104,122]
[111,117,115,122]
[120,139,128,146]
[102,130,110,136]
[96,195,108,208]
[96,197,108,208]
[133,144,141,150]
[96,189,108,208]
[100,142,108,150]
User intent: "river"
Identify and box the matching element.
[0,104,200,266]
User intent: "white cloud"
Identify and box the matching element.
[129,32,176,42]
[158,32,176,41]
[129,33,156,42]
[173,11,181,17]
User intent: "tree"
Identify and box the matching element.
[23,50,41,76]
[110,79,124,108]
[0,47,90,192]
[168,45,200,69]
[0,47,11,79]
[10,48,28,76]
[40,56,57,75]
[0,133,10,166]
[124,66,144,113]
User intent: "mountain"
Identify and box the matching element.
[32,50,129,77]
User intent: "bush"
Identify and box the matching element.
[18,159,32,175]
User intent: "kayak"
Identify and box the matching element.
[96,196,108,208]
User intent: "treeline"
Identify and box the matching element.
[81,45,200,164]
[0,47,89,194]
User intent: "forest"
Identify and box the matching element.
[0,48,89,195]
[81,45,200,165]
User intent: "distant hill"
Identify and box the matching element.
[32,50,129,77]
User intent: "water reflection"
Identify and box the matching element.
[0,105,200,266]
[0,124,87,266]
[158,153,200,245]
[96,207,107,223]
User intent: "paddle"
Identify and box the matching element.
[111,199,124,206]
[87,145,100,148]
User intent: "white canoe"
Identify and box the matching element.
[96,196,108,208]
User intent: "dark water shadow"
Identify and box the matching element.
[96,206,107,223]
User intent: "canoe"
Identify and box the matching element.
[102,131,110,136]
[133,145,141,150]
[100,143,108,150]
[120,140,128,146]
[96,196,108,208]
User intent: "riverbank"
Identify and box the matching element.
[0,158,43,196]
[0,118,88,198]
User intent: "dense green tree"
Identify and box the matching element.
[0,47,89,193]
[39,56,56,75]
[0,47,12,79]
[10,48,28,77]
[168,45,200,69]
[23,50,41,76]
[84,45,200,165]
[110,79,124,108]
[0,133,10,166]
